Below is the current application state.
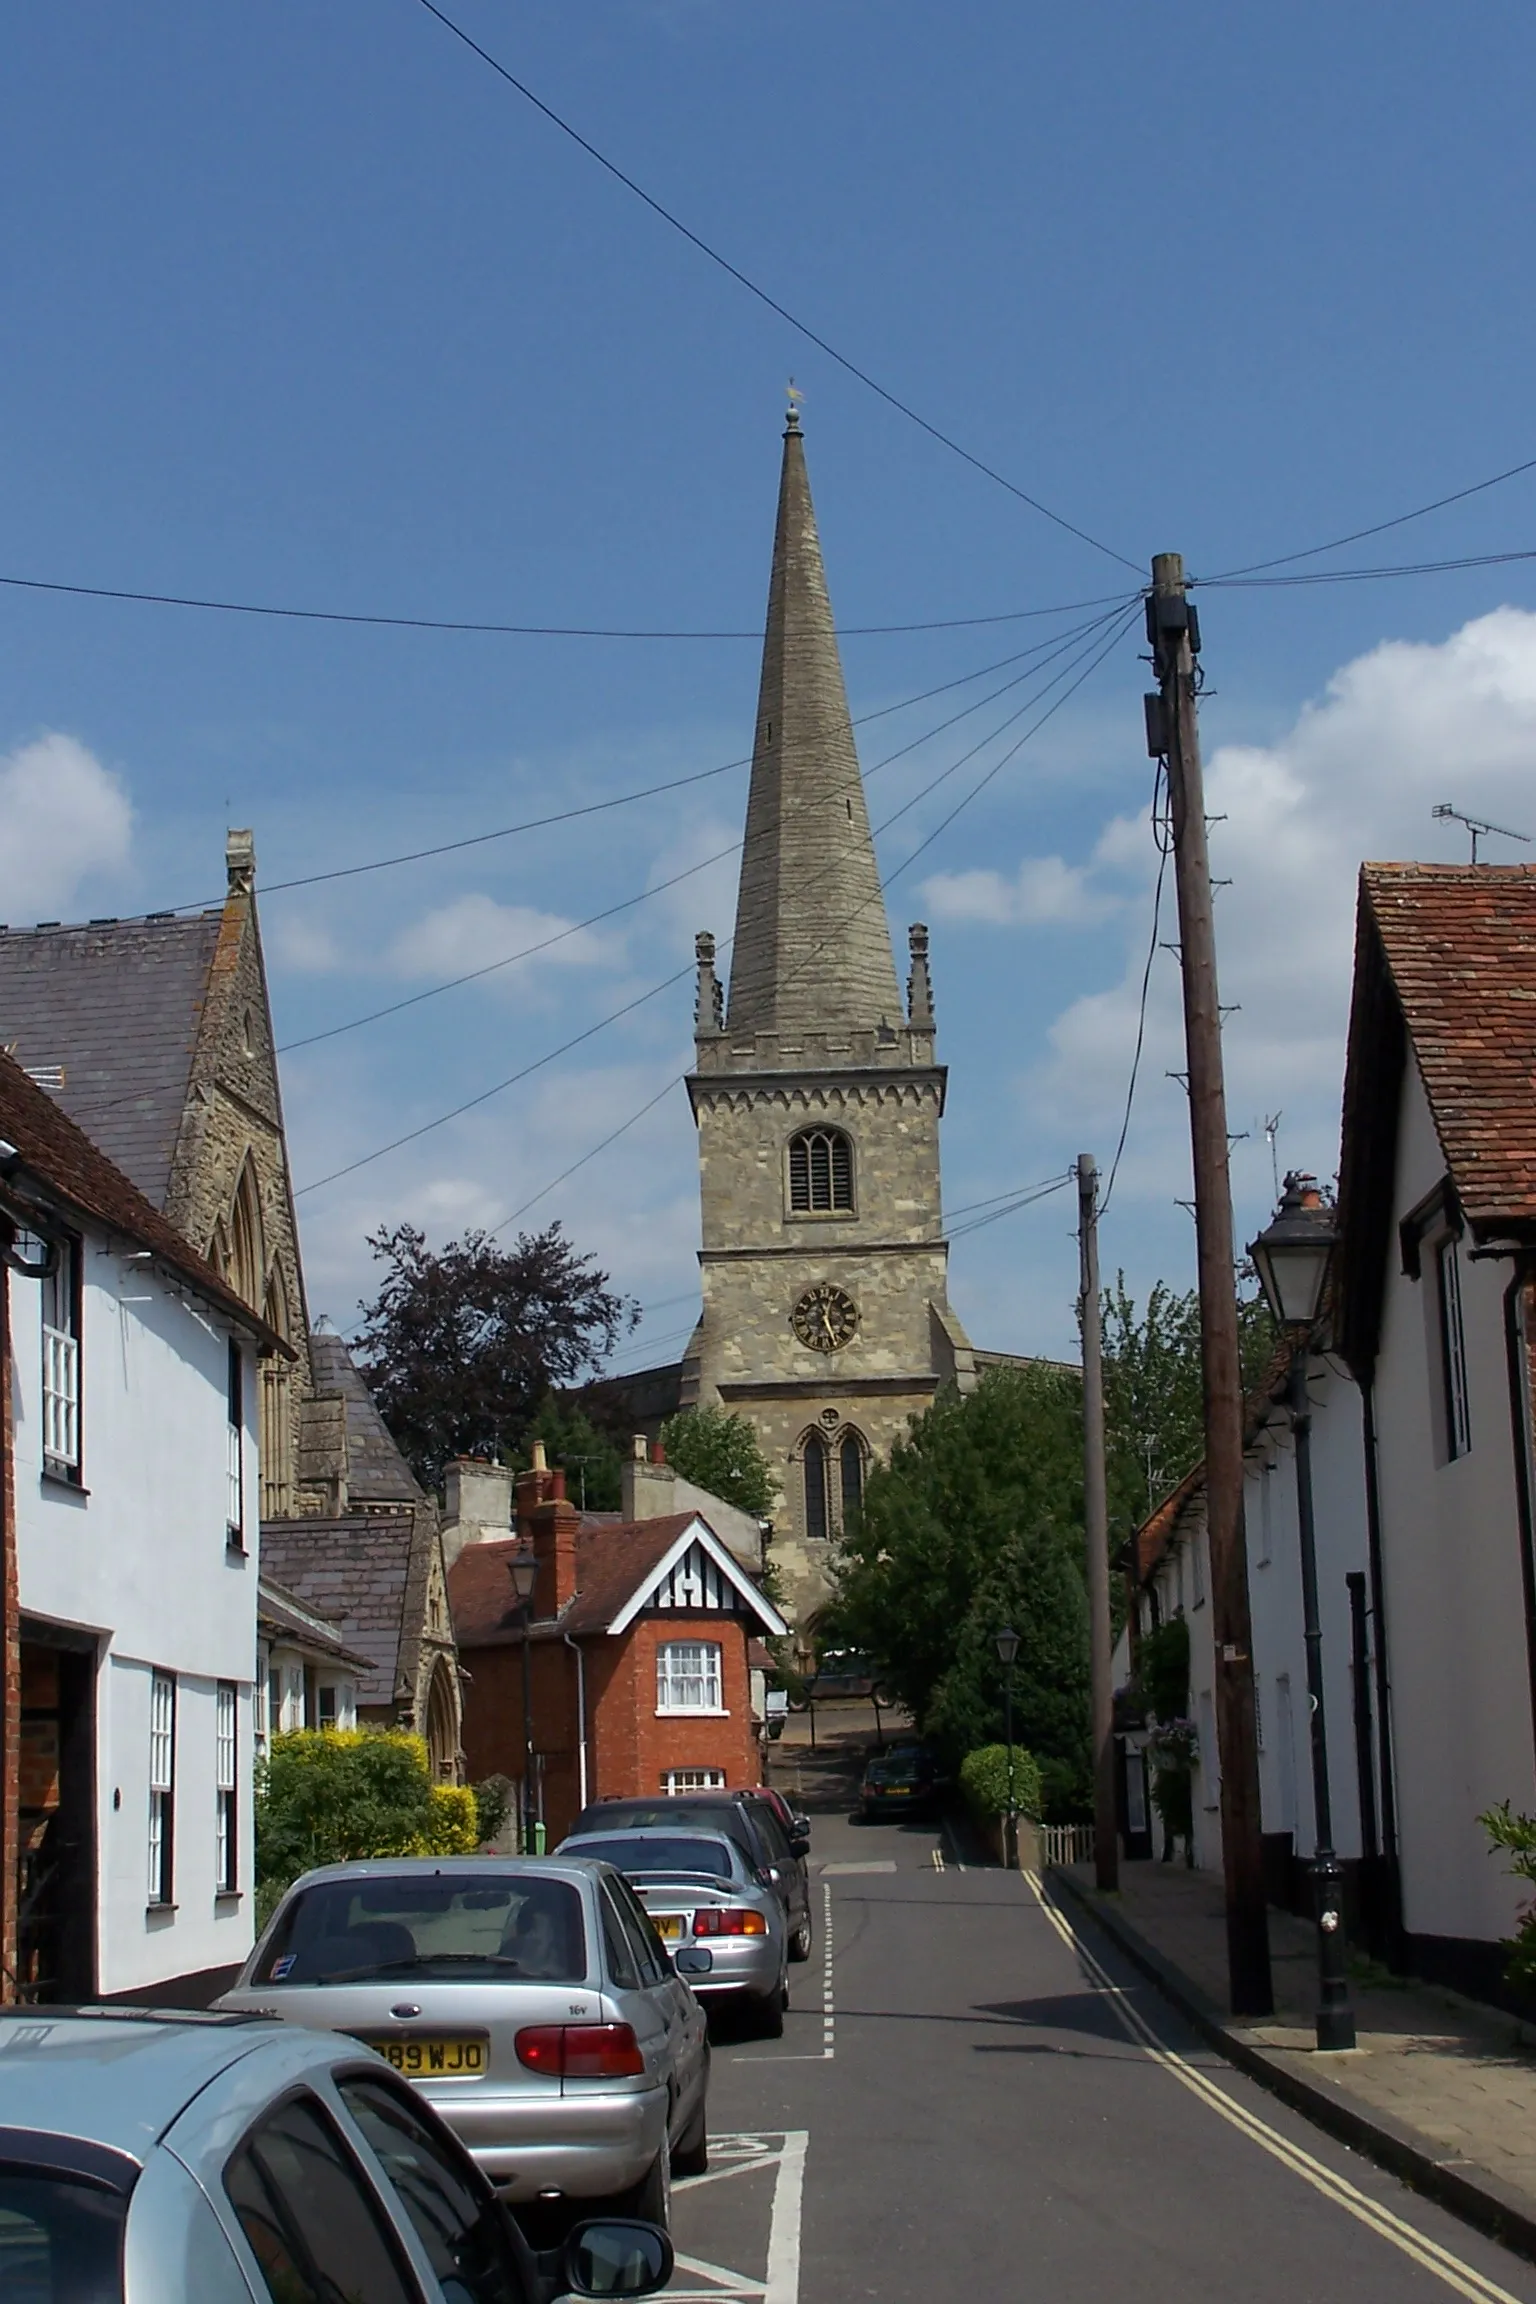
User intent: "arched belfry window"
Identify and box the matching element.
[840,1433,865,1524]
[803,1434,829,1544]
[788,1127,853,1214]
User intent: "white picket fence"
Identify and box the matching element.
[1038,1822,1095,1869]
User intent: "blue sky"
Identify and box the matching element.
[7,1,1536,1369]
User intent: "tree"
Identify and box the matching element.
[1102,1272,1275,1527]
[658,1406,776,1519]
[355,1222,636,1491]
[515,1396,625,1512]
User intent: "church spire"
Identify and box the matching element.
[724,414,903,1038]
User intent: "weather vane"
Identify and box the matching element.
[786,378,804,429]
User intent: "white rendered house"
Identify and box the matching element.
[0,1051,280,2002]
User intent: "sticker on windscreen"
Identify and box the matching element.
[271,1954,297,1980]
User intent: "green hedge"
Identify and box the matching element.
[959,1743,1043,1821]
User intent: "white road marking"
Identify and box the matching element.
[765,2128,808,2304]
[820,1879,834,2059]
[930,1844,945,1872]
[939,1818,966,1872]
[819,1860,896,1875]
[673,2130,808,2304]
[1026,1873,1527,2304]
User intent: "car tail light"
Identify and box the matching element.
[514,2024,645,2078]
[693,1908,768,1937]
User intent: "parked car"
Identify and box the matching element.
[216,1856,709,2229]
[751,1784,813,1849]
[860,1750,940,1822]
[569,1792,814,1962]
[558,1826,789,2036]
[0,2005,673,2303]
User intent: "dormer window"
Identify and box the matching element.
[788,1127,853,1214]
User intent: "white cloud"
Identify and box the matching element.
[388,893,620,987]
[0,733,132,922]
[1033,605,1536,1223]
[923,853,1120,927]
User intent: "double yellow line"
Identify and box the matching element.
[1024,1872,1528,2304]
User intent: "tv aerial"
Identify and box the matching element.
[1432,803,1531,865]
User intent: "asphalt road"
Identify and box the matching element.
[669,1755,1536,2304]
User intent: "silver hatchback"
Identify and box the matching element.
[216,1857,710,2224]
[559,1827,788,2036]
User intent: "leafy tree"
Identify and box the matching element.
[515,1397,625,1512]
[658,1406,775,1519]
[355,1222,636,1491]
[1481,1803,1536,1998]
[1102,1272,1275,1527]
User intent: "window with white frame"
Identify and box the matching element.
[656,1641,724,1714]
[148,1672,176,1905]
[216,1682,238,1893]
[317,1684,338,1730]
[663,1768,727,1793]
[41,1233,81,1478]
[227,1341,245,1544]
[1437,1233,1472,1460]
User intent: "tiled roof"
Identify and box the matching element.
[449,1515,700,1647]
[308,1332,420,1506]
[0,914,224,1207]
[257,1576,376,1673]
[260,1515,425,1706]
[1354,864,1536,1227]
[0,1048,274,1343]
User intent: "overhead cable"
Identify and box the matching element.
[1100,762,1171,1217]
[1197,547,1536,591]
[1208,451,1536,582]
[410,0,1141,575]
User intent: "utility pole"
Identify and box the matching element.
[1148,555,1273,2015]
[1077,1153,1117,1892]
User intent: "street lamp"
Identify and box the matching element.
[1249,1173,1357,2052]
[508,1551,539,1855]
[995,1626,1020,1869]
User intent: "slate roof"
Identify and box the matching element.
[449,1514,703,1647]
[257,1576,376,1674]
[0,913,224,1207]
[308,1332,421,1506]
[0,1048,275,1344]
[260,1514,427,1706]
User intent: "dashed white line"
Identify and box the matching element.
[820,1879,835,2060]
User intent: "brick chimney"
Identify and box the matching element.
[515,1442,580,1616]
[621,1432,678,1522]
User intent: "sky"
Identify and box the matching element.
[6,1,1536,1371]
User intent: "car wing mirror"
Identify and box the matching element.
[788,1831,810,1858]
[673,1945,713,1975]
[562,2220,675,2299]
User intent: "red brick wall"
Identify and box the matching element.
[459,1615,762,1846]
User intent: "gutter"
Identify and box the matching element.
[563,1631,589,1813]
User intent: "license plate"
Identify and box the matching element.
[652,1915,686,1941]
[365,2036,486,2078]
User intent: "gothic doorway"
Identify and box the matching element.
[425,1659,459,1783]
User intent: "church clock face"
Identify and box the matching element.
[792,1282,859,1353]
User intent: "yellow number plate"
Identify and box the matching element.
[369,2036,486,2078]
[652,1915,686,1941]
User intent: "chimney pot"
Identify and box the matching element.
[531,1440,547,1473]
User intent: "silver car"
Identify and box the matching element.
[216,1856,710,2225]
[0,2005,673,2301]
[559,1827,789,2037]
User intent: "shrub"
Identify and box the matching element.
[256,1728,479,1904]
[959,1743,1043,1822]
[1481,1801,1536,1994]
[1133,1616,1190,1726]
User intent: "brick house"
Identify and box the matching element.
[448,1452,786,1843]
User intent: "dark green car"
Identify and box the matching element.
[860,1752,938,1822]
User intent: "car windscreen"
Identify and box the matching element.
[0,2170,127,2302]
[566,1835,738,1880]
[253,1875,587,1985]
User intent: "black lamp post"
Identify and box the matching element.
[1249,1173,1357,2052]
[508,1551,539,1856]
[995,1626,1020,1868]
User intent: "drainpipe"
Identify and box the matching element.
[563,1632,589,1814]
[1498,1263,1536,1771]
[1357,1370,1403,1964]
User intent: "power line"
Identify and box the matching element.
[1100,762,1171,1217]
[948,1173,1073,1240]
[410,0,1141,575]
[1198,546,1536,591]
[0,567,1132,644]
[1207,451,1536,582]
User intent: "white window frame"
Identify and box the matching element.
[663,1768,727,1794]
[1437,1233,1473,1461]
[148,1672,176,1905]
[216,1682,238,1894]
[227,1341,245,1545]
[656,1640,725,1716]
[41,1233,81,1476]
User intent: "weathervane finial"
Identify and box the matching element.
[785,378,804,431]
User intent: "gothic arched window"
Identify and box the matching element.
[803,1434,829,1543]
[224,1156,264,1311]
[788,1127,853,1214]
[840,1433,864,1524]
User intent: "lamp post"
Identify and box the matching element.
[508,1551,539,1856]
[995,1626,1020,1868]
[1249,1174,1357,2052]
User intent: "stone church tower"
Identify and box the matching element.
[684,413,976,1628]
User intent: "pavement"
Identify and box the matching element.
[662,1720,1536,2302]
[1052,1855,1536,2267]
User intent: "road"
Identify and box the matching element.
[668,1745,1536,2304]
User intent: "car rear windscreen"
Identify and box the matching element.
[253,1876,587,1985]
[566,1836,737,1879]
[0,2172,126,2303]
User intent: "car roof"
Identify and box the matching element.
[564,1825,737,1846]
[0,2010,315,2161]
[281,1855,605,1893]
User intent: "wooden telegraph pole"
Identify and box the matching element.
[1077,1152,1117,1891]
[1148,555,1273,2015]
